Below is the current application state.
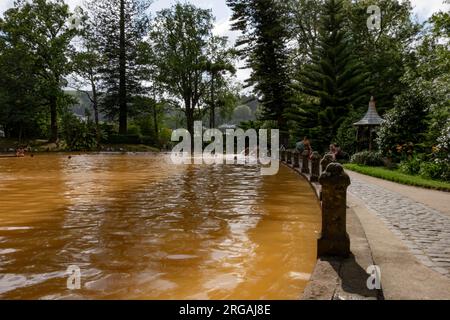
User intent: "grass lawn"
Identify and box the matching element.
[344,163,450,192]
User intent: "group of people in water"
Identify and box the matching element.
[295,136,346,161]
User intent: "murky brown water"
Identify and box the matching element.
[0,153,320,300]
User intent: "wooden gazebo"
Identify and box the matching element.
[353,97,384,151]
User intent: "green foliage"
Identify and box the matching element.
[398,156,422,175]
[0,0,78,142]
[108,134,142,145]
[335,108,362,156]
[297,0,371,151]
[127,123,142,136]
[419,160,450,182]
[347,0,420,114]
[377,8,449,164]
[149,3,215,134]
[87,0,152,133]
[350,151,384,166]
[376,89,429,161]
[227,0,292,144]
[61,112,98,151]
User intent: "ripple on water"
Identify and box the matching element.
[0,153,321,299]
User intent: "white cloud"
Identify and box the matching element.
[410,0,449,21]
[1,0,448,85]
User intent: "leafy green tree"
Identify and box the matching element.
[376,93,428,161]
[286,0,323,65]
[227,0,292,144]
[377,8,449,163]
[348,0,420,114]
[71,6,105,145]
[0,0,78,142]
[298,0,371,151]
[203,36,236,128]
[0,14,43,140]
[149,3,215,135]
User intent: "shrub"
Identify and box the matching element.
[141,135,155,146]
[376,93,428,161]
[335,109,361,156]
[99,123,115,143]
[419,160,450,182]
[398,156,422,175]
[127,123,141,136]
[350,151,384,166]
[61,112,97,151]
[108,134,142,145]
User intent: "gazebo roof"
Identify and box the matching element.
[354,96,384,126]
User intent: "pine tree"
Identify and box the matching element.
[87,0,151,134]
[227,0,292,145]
[299,0,371,150]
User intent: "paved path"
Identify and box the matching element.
[347,171,450,277]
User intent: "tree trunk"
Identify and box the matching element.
[118,0,127,134]
[278,116,288,148]
[210,73,215,129]
[153,103,159,141]
[49,95,58,143]
[185,97,195,152]
[18,123,23,144]
[91,81,100,147]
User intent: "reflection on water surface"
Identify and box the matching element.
[0,153,320,299]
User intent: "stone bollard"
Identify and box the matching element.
[301,150,310,174]
[287,150,292,164]
[293,151,300,168]
[318,163,351,257]
[310,152,321,182]
[280,150,286,163]
[320,153,335,173]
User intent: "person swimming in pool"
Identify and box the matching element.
[15,147,25,157]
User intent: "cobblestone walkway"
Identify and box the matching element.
[348,177,450,277]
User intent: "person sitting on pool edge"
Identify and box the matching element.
[296,136,312,156]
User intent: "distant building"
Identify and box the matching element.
[218,124,237,134]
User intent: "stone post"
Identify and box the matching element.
[318,163,351,257]
[293,151,300,168]
[310,152,321,182]
[287,150,292,164]
[320,153,335,173]
[301,150,310,174]
[280,150,286,163]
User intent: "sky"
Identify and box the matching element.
[0,0,448,82]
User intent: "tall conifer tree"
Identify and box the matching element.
[227,0,292,145]
[87,0,151,134]
[299,0,371,150]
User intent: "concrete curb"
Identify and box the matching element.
[281,161,383,300]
